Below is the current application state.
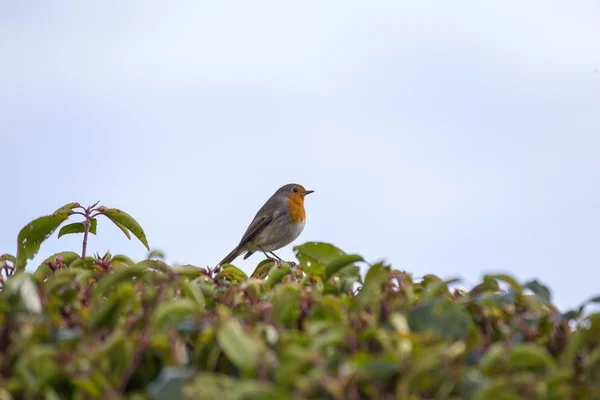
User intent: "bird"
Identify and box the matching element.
[216,183,314,267]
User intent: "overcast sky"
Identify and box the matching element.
[2,1,599,312]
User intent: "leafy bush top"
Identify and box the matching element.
[1,202,599,399]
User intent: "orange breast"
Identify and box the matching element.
[286,195,306,224]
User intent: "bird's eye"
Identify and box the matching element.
[292,187,299,193]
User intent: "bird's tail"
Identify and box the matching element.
[216,246,242,269]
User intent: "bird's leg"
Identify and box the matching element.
[258,246,283,266]
[268,251,284,262]
[269,251,290,267]
[258,246,277,265]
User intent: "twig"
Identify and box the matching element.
[81,201,102,258]
[82,218,91,258]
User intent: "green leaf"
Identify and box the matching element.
[217,264,248,283]
[586,295,600,304]
[174,265,207,280]
[113,220,131,239]
[352,353,399,380]
[0,254,16,263]
[524,280,551,304]
[152,299,198,330]
[73,376,104,398]
[44,388,62,400]
[0,388,13,400]
[111,254,136,267]
[148,367,194,400]
[323,254,364,281]
[271,284,301,325]
[216,319,265,372]
[44,268,85,295]
[97,206,149,250]
[182,373,231,397]
[310,326,344,351]
[232,384,289,400]
[565,312,600,363]
[293,241,347,275]
[421,276,456,300]
[197,283,215,299]
[129,260,173,273]
[267,263,291,288]
[475,382,522,400]
[558,309,582,322]
[479,343,507,375]
[408,299,473,341]
[273,348,313,388]
[508,343,555,372]
[94,265,148,296]
[294,241,346,262]
[4,273,42,313]
[183,373,287,400]
[68,257,96,270]
[15,202,80,272]
[250,259,275,279]
[57,218,97,238]
[485,274,523,296]
[33,251,81,279]
[469,275,501,295]
[352,262,390,310]
[178,280,206,310]
[147,249,166,260]
[88,296,122,331]
[136,259,171,273]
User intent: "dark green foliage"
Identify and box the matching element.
[58,219,98,239]
[15,202,80,272]
[96,207,149,251]
[1,204,600,399]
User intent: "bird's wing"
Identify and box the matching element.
[237,213,274,249]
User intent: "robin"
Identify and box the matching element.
[216,183,314,267]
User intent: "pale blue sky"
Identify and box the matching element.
[1,1,599,311]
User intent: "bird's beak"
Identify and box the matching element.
[304,190,314,195]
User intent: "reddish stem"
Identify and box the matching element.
[82,218,90,258]
[80,202,102,258]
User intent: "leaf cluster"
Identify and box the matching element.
[1,207,600,399]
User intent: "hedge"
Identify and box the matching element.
[1,202,599,399]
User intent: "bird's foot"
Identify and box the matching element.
[272,257,283,267]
